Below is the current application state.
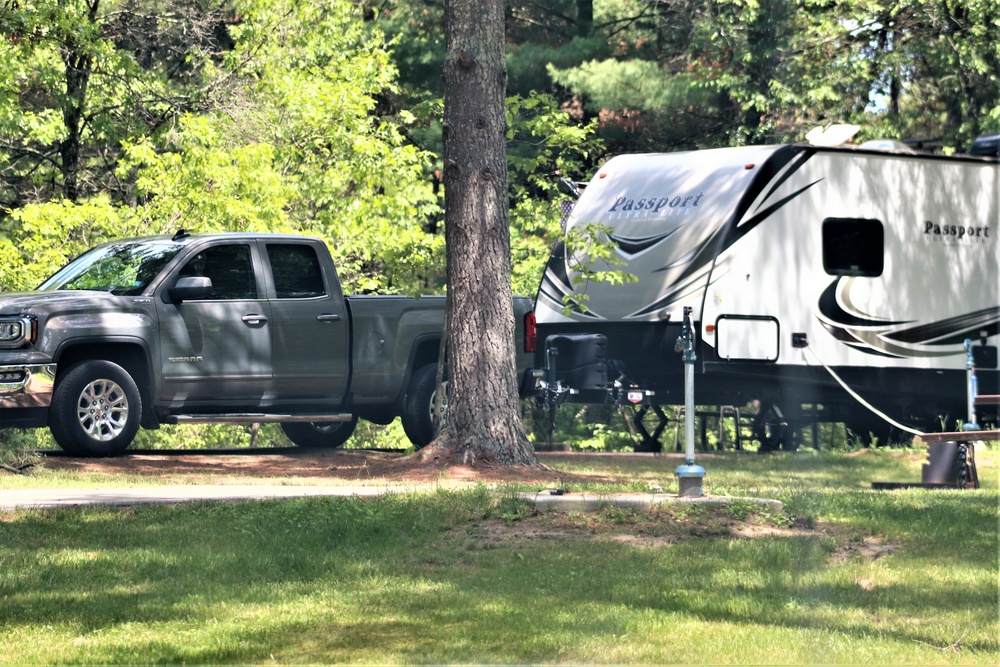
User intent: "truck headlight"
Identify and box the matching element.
[0,317,35,348]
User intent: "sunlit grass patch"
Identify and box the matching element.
[1,450,997,664]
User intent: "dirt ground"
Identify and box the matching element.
[38,448,901,558]
[42,447,585,486]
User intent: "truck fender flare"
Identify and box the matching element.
[52,336,159,429]
[397,333,443,412]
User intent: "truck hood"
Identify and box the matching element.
[0,290,130,316]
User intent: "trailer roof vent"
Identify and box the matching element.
[859,139,916,153]
[805,124,861,146]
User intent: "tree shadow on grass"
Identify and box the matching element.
[1,490,997,663]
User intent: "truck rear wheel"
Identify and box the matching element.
[49,360,141,457]
[401,364,446,449]
[281,418,358,449]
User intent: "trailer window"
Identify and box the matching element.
[822,218,884,277]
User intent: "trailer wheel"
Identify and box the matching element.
[401,364,446,449]
[751,402,798,452]
[49,360,141,457]
[281,418,358,449]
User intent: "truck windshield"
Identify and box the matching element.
[38,241,184,296]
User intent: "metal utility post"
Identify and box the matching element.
[963,339,980,431]
[545,345,560,448]
[674,307,705,497]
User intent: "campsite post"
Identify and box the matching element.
[675,307,705,497]
[963,339,980,431]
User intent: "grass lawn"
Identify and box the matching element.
[0,447,997,664]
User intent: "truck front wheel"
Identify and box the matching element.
[281,418,358,449]
[401,364,446,449]
[49,360,142,457]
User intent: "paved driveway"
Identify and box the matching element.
[1,485,782,512]
[0,484,424,510]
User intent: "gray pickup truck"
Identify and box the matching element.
[0,231,540,456]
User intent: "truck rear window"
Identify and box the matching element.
[178,244,257,300]
[267,244,327,299]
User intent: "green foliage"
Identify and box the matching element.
[342,419,414,452]
[573,422,639,451]
[549,59,710,114]
[118,0,443,295]
[1,0,446,296]
[119,116,297,235]
[0,428,43,474]
[559,221,637,314]
[0,196,124,291]
[521,0,998,151]
[508,36,610,96]
[506,92,603,297]
[0,0,226,206]
[778,0,1000,147]
[130,423,288,451]
[225,0,442,293]
[525,403,641,451]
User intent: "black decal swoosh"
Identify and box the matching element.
[545,241,571,288]
[730,179,824,246]
[638,146,819,319]
[881,307,1000,346]
[608,230,678,255]
[844,343,907,358]
[817,279,909,328]
[756,149,816,211]
[538,241,607,319]
[722,146,814,252]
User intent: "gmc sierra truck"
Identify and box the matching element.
[0,231,540,456]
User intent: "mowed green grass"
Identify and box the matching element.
[0,448,997,664]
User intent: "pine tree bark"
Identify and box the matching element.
[419,0,538,467]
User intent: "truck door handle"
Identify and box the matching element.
[316,314,342,322]
[242,314,268,325]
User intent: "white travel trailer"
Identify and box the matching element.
[535,142,999,448]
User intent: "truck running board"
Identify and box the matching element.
[162,413,354,425]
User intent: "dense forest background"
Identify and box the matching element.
[2,0,997,299]
[1,0,996,452]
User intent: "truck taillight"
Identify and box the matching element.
[524,311,537,353]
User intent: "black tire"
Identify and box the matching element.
[281,418,358,449]
[49,360,141,457]
[401,364,445,449]
[751,402,798,452]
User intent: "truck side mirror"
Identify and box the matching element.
[166,276,212,303]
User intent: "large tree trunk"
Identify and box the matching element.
[419,0,537,467]
[59,0,101,202]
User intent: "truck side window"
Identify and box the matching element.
[822,218,884,277]
[267,244,327,299]
[179,244,257,300]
